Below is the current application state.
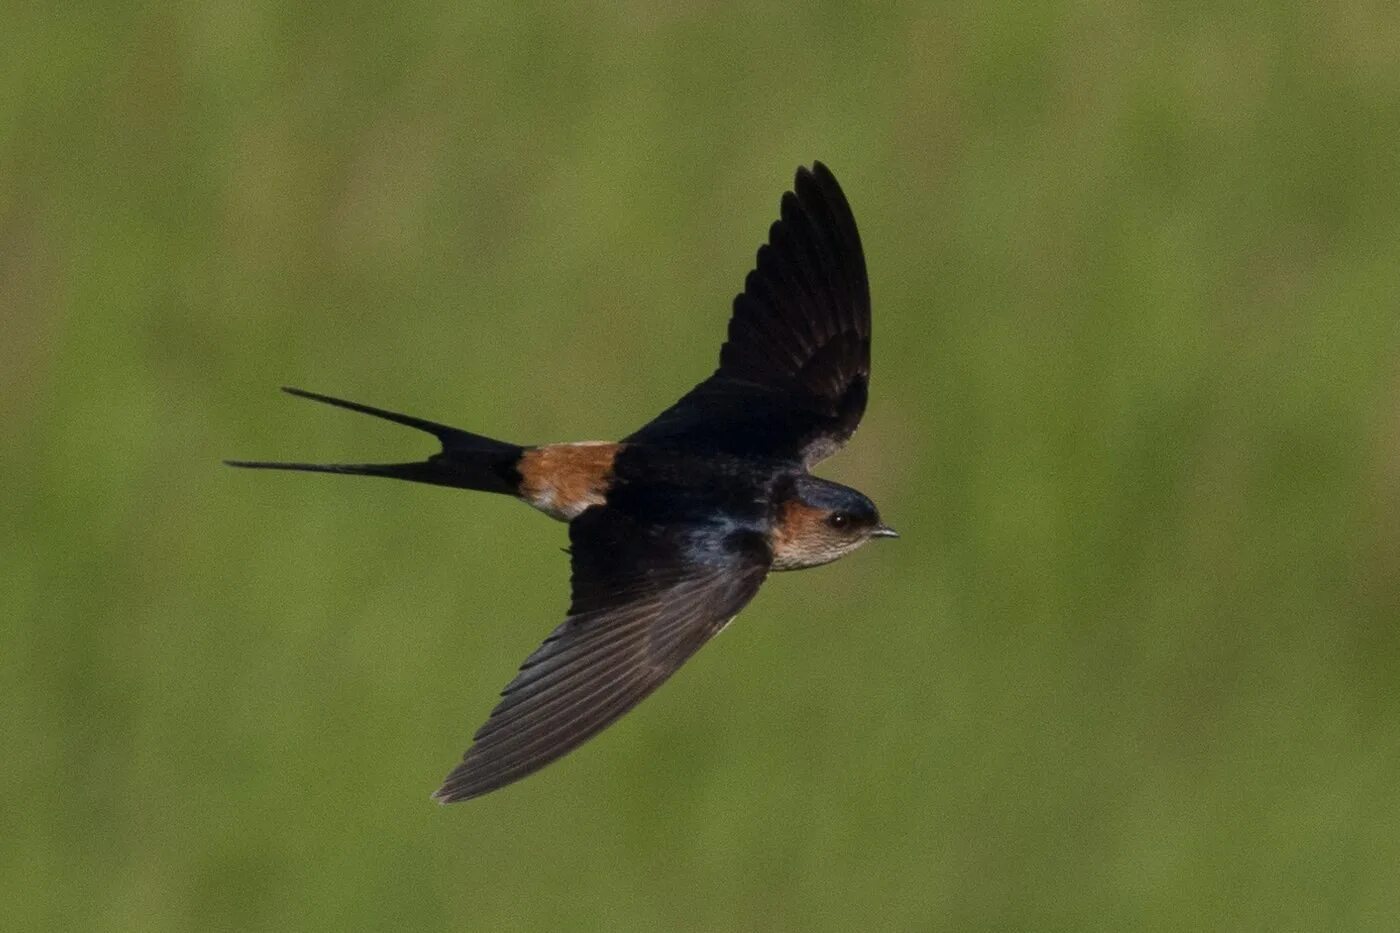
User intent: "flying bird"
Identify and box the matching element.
[228,162,895,802]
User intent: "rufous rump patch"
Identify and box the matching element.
[518,442,621,521]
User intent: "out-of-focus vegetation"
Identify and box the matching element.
[5,4,1400,930]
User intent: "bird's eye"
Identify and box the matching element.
[828,512,851,530]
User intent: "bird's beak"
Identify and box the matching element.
[871,524,900,539]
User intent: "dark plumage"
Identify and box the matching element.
[228,162,895,802]
[631,163,871,464]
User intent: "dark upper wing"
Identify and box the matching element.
[628,161,871,466]
[433,507,771,803]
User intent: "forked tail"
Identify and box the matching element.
[226,387,524,495]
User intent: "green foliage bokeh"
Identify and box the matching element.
[6,4,1400,930]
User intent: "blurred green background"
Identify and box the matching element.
[6,3,1400,930]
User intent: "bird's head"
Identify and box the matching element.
[770,475,897,571]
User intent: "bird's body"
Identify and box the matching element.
[520,440,882,571]
[229,162,894,801]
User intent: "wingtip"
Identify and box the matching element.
[431,760,483,804]
[792,162,847,217]
[431,780,478,805]
[797,160,835,184]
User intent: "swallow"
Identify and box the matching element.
[228,162,895,802]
